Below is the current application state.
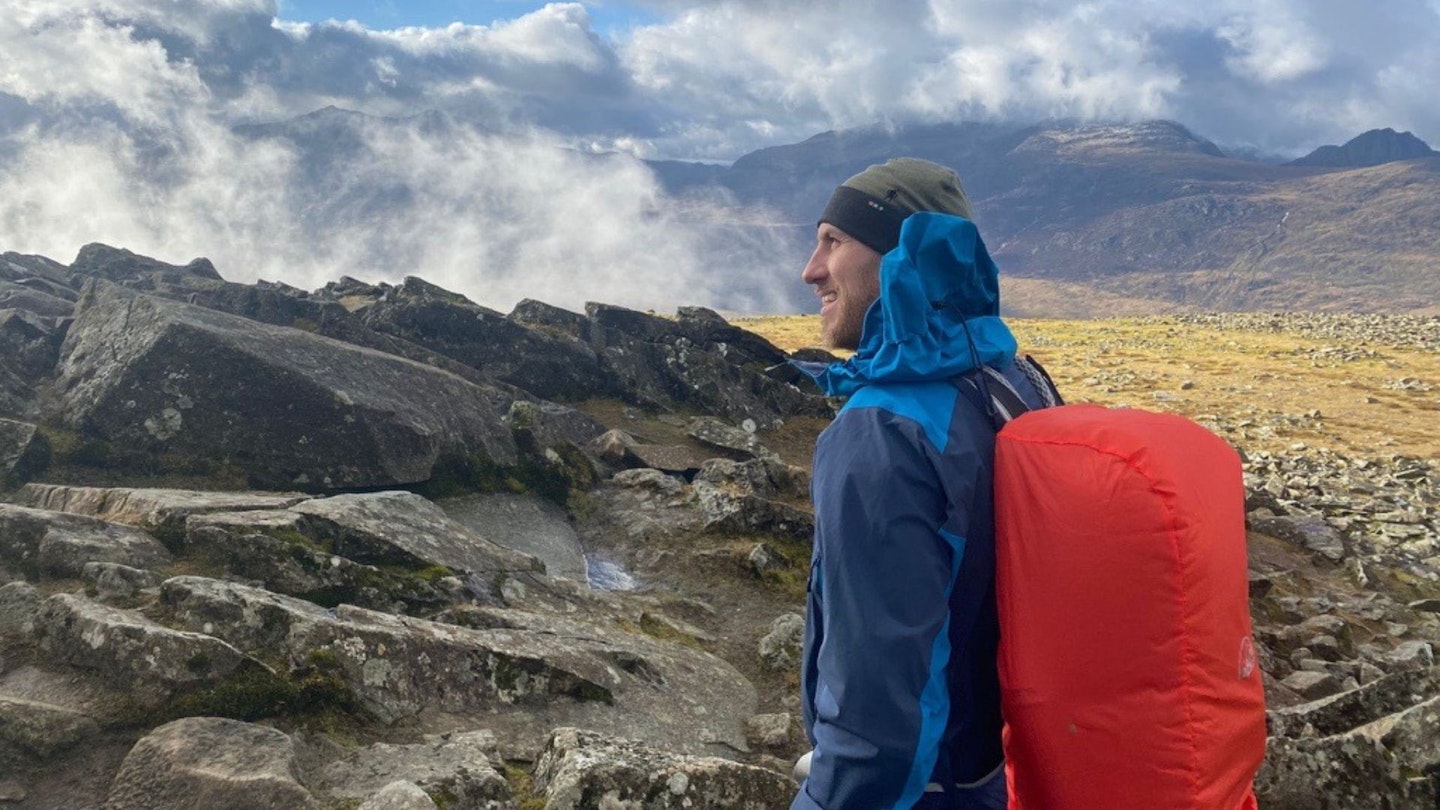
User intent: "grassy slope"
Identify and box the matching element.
[734,314,1440,460]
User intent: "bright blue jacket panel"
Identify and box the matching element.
[794,214,1042,810]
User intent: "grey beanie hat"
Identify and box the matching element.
[818,157,974,255]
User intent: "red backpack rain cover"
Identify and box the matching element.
[994,404,1266,810]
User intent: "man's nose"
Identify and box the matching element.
[801,248,826,284]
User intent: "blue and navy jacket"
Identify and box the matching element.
[793,212,1046,810]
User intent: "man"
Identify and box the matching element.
[792,158,1056,810]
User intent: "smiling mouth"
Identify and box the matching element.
[819,291,837,306]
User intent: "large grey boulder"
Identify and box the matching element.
[0,504,172,578]
[312,730,511,809]
[68,242,224,292]
[53,281,519,489]
[291,491,542,576]
[532,727,794,809]
[103,717,317,810]
[32,593,267,708]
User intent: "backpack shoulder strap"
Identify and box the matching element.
[953,356,1064,432]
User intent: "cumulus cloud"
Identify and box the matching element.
[1,0,1437,313]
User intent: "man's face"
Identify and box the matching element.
[802,223,882,350]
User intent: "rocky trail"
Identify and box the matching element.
[1,245,1437,807]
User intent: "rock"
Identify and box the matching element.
[104,717,317,810]
[1250,515,1348,562]
[1280,670,1343,701]
[0,780,25,802]
[358,276,613,402]
[1388,641,1434,672]
[695,457,809,500]
[0,418,49,489]
[0,504,172,578]
[509,298,590,338]
[312,731,510,808]
[584,303,828,428]
[69,243,223,289]
[0,308,64,378]
[53,281,520,489]
[291,491,542,577]
[0,696,100,761]
[693,482,814,540]
[627,443,713,476]
[1256,732,1435,809]
[166,579,553,724]
[182,521,457,614]
[1409,598,1440,613]
[81,562,164,602]
[743,713,793,750]
[1267,667,1440,739]
[612,468,686,497]
[32,593,268,708]
[162,575,755,754]
[358,781,439,810]
[438,492,588,582]
[759,614,805,672]
[532,727,794,809]
[687,417,780,462]
[0,582,42,638]
[13,484,310,546]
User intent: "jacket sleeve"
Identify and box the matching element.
[793,404,970,810]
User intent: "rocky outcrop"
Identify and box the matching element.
[584,303,829,428]
[355,276,613,402]
[53,281,521,489]
[532,727,794,809]
[104,717,317,810]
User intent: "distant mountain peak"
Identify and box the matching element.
[1290,128,1437,168]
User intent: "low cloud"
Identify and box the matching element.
[1,0,1437,314]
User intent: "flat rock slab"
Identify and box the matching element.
[159,576,617,724]
[0,504,172,578]
[533,727,794,809]
[105,717,317,810]
[438,492,587,581]
[14,484,310,541]
[33,593,265,707]
[293,491,541,575]
[159,576,756,754]
[312,730,510,807]
[53,281,519,489]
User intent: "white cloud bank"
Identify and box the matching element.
[0,0,1436,312]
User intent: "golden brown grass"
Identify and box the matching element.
[733,314,1440,460]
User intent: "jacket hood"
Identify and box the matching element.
[804,212,1017,397]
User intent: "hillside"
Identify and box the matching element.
[659,120,1440,316]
